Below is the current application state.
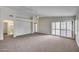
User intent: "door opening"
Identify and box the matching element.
[3,20,14,40]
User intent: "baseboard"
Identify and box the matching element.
[35,32,51,35]
[14,32,48,38]
[35,32,74,39]
[14,33,33,38]
[0,38,3,40]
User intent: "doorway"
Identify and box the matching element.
[3,20,14,40]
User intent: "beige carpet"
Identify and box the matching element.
[0,33,79,52]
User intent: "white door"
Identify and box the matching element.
[34,23,37,32]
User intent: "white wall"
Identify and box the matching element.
[75,13,79,47]
[38,16,75,34]
[14,17,38,37]
[14,18,32,37]
[0,21,3,40]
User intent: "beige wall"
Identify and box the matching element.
[38,16,75,35]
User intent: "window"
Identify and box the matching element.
[66,21,72,37]
[52,30,55,35]
[51,21,73,38]
[61,22,66,29]
[56,22,60,29]
[56,30,60,35]
[52,22,55,29]
[67,21,72,30]
[52,22,56,35]
[61,30,66,36]
[60,22,66,37]
[67,31,72,37]
[56,22,60,35]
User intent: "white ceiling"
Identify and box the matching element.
[6,6,38,18]
[6,6,79,17]
[27,6,79,17]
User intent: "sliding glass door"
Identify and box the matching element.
[55,22,60,35]
[51,21,73,38]
[66,21,72,37]
[61,22,66,37]
[52,22,56,35]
